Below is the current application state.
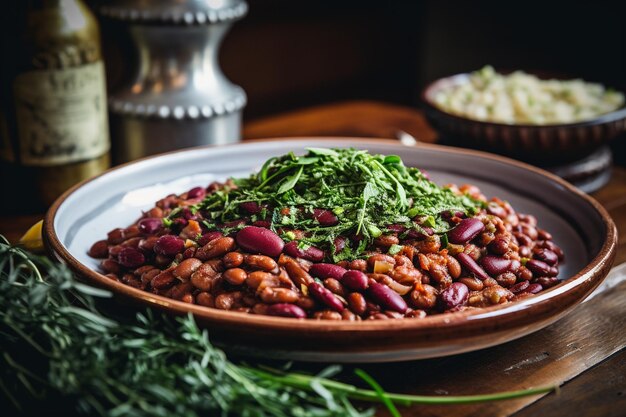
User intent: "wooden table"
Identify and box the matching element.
[1,101,624,417]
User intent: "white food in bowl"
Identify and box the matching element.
[433,66,624,125]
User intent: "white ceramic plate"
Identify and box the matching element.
[44,139,616,362]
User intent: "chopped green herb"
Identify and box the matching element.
[388,244,403,255]
[168,148,483,260]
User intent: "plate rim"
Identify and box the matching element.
[43,137,617,335]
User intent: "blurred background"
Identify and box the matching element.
[101,0,626,119]
[0,0,624,214]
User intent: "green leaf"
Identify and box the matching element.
[383,155,402,165]
[388,244,403,255]
[277,165,303,194]
[306,147,339,156]
[259,157,277,181]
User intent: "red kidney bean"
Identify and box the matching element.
[236,226,284,257]
[386,224,407,233]
[312,208,339,226]
[240,201,261,214]
[510,280,530,294]
[308,282,344,312]
[447,218,485,244]
[367,282,407,313]
[480,255,514,276]
[198,231,223,246]
[487,202,507,218]
[537,229,552,240]
[488,236,509,255]
[456,252,490,280]
[117,247,145,268]
[439,282,469,310]
[284,241,325,262]
[525,283,543,294]
[138,217,162,234]
[266,303,307,319]
[333,236,346,254]
[525,259,552,276]
[533,248,558,266]
[154,235,185,256]
[309,263,347,280]
[549,266,559,277]
[187,186,206,199]
[252,220,271,228]
[88,240,109,258]
[542,240,564,261]
[341,270,369,291]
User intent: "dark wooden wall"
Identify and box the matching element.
[99,0,625,121]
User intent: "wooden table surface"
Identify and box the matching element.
[1,100,624,417]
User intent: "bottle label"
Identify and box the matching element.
[13,61,110,166]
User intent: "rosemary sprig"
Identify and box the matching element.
[169,148,483,261]
[0,239,556,416]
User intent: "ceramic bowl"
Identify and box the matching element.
[44,138,616,362]
[422,72,626,165]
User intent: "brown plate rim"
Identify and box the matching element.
[43,138,617,333]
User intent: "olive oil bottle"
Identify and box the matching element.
[0,0,110,213]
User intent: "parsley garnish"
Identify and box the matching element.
[169,148,483,260]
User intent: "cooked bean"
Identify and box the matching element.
[236,226,284,257]
[349,259,367,272]
[446,255,462,279]
[138,217,163,235]
[101,258,121,274]
[480,255,514,276]
[215,293,236,310]
[266,303,306,318]
[284,259,314,287]
[196,292,215,307]
[314,310,343,320]
[154,235,185,256]
[525,283,543,294]
[309,263,347,280]
[510,280,530,294]
[439,282,469,310]
[240,201,261,214]
[482,285,513,304]
[173,258,202,280]
[312,208,339,226]
[368,282,407,313]
[483,277,498,287]
[107,228,125,244]
[533,248,558,266]
[198,231,223,246]
[196,237,236,261]
[284,241,325,262]
[488,236,509,255]
[260,287,299,304]
[190,262,221,291]
[341,310,358,321]
[374,234,399,248]
[536,276,559,288]
[151,269,176,290]
[223,268,247,286]
[245,254,278,272]
[223,251,244,268]
[341,270,369,291]
[138,236,159,252]
[347,292,367,315]
[117,247,145,268]
[366,254,395,271]
[309,282,344,312]
[525,259,552,276]
[296,296,316,310]
[324,278,345,296]
[447,218,485,244]
[88,240,109,258]
[495,272,517,288]
[410,284,437,310]
[537,229,552,241]
[121,273,142,288]
[246,271,273,289]
[459,276,484,291]
[456,252,490,281]
[390,266,422,286]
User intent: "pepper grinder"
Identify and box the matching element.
[101,0,248,163]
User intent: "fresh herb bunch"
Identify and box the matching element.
[170,148,482,261]
[0,238,555,417]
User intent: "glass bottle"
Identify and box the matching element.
[0,0,110,213]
